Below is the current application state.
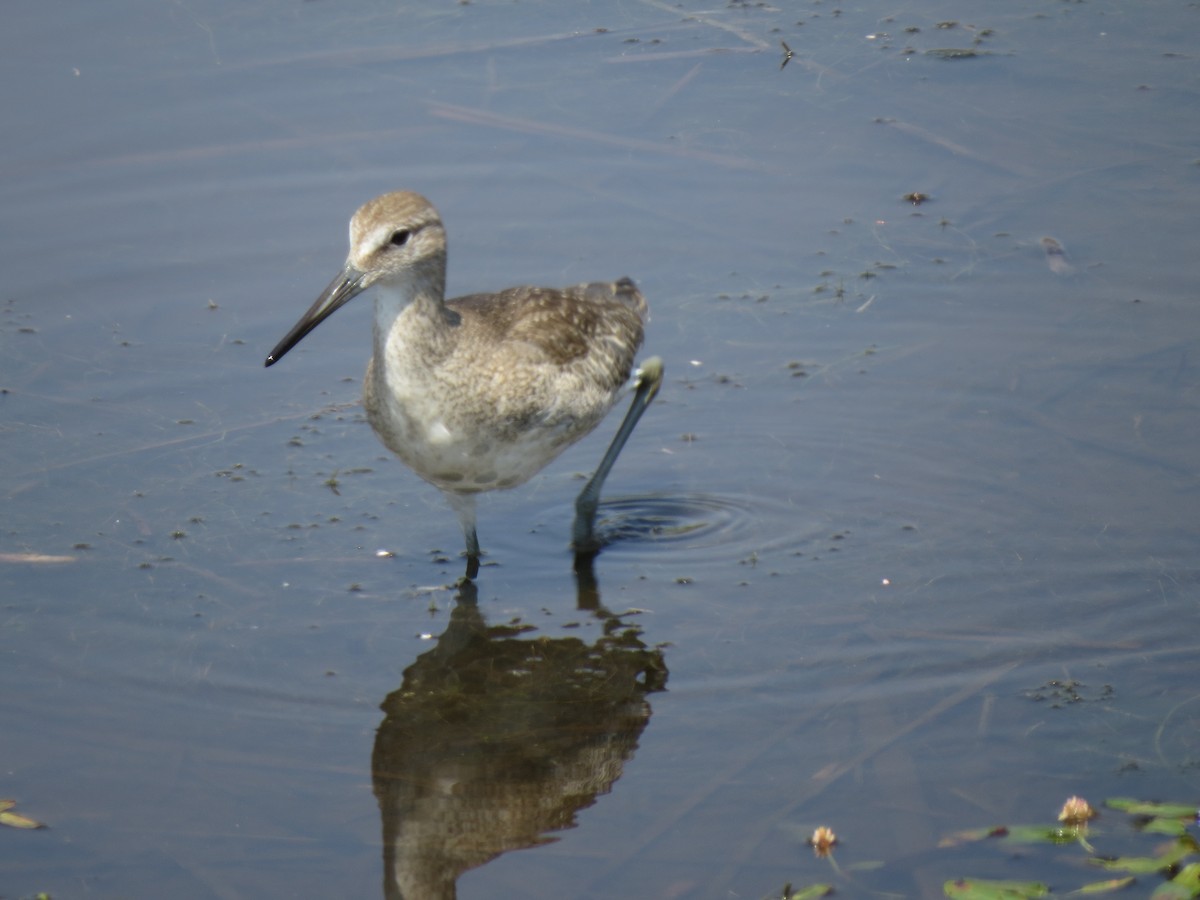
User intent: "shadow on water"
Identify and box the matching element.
[372,561,668,899]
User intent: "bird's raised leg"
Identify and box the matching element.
[572,357,664,563]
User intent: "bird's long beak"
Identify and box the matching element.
[264,264,367,367]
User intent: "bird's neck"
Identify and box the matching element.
[371,260,454,369]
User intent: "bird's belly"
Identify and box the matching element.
[366,388,593,494]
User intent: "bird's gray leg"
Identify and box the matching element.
[447,493,481,579]
[572,357,663,559]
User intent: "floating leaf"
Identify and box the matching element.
[1176,862,1200,889]
[1105,798,1197,818]
[1152,862,1200,899]
[1142,817,1190,837]
[945,877,1049,898]
[0,808,46,829]
[1091,854,1173,875]
[939,826,1009,847]
[1091,836,1197,874]
[1150,862,1200,900]
[788,886,835,900]
[1072,877,1137,895]
[1003,824,1085,846]
[1149,884,1192,900]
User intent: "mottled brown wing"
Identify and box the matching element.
[448,278,645,370]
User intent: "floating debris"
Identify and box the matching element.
[1041,236,1074,275]
[0,552,75,564]
[925,48,988,60]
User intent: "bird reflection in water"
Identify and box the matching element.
[372,563,668,899]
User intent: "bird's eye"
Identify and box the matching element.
[390,230,411,246]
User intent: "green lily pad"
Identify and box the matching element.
[1003,824,1086,846]
[1072,876,1136,894]
[1142,817,1190,837]
[1106,799,1197,818]
[945,877,1049,899]
[1150,861,1200,900]
[1176,862,1200,889]
[787,886,835,900]
[1091,836,1198,874]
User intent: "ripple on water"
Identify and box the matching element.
[589,492,810,562]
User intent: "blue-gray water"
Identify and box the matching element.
[3,2,1198,897]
